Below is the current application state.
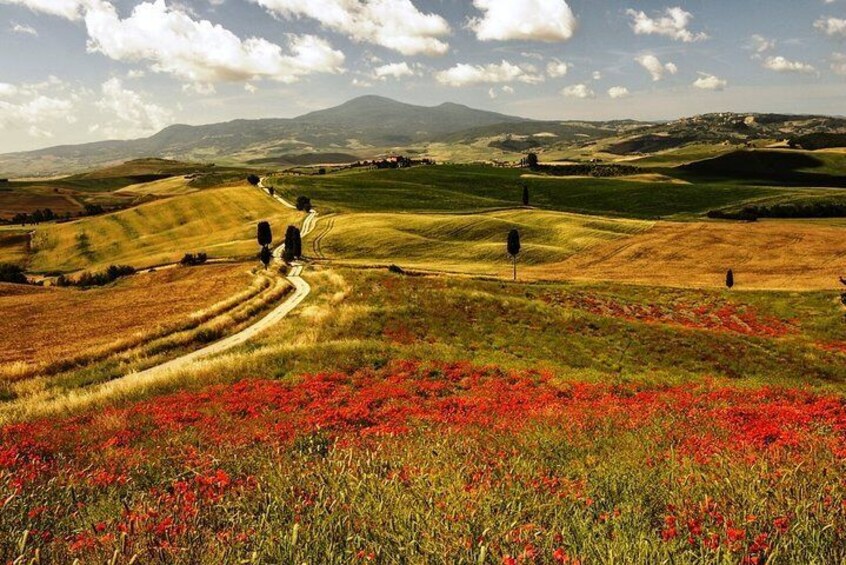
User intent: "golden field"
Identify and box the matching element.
[0,263,251,368]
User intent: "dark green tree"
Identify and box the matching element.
[726,269,735,289]
[257,221,273,248]
[526,153,539,170]
[507,229,521,281]
[247,174,260,186]
[268,186,275,197]
[296,196,312,212]
[521,183,530,206]
[259,246,273,269]
[283,225,302,263]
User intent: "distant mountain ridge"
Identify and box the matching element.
[0,96,530,176]
[2,96,846,177]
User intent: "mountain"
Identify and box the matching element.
[0,96,531,177]
[3,97,846,178]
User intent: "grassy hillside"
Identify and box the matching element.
[676,149,846,187]
[29,184,302,272]
[271,165,788,219]
[314,209,650,275]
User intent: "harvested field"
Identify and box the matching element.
[536,220,846,290]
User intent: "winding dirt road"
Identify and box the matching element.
[128,179,317,380]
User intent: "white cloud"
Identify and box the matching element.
[635,54,678,81]
[94,78,172,139]
[693,73,727,91]
[762,56,816,73]
[11,22,38,35]
[244,83,258,94]
[561,83,594,98]
[0,78,79,139]
[592,71,602,80]
[815,16,846,37]
[0,0,90,20]
[469,0,577,42]
[749,34,775,53]
[372,62,417,80]
[435,60,543,87]
[627,7,707,42]
[351,78,373,88]
[4,0,346,85]
[830,52,846,75]
[607,86,630,99]
[82,1,345,84]
[251,0,450,56]
[546,59,570,78]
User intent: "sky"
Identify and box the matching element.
[0,0,844,153]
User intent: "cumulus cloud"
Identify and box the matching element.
[469,0,577,42]
[546,59,570,78]
[251,0,450,56]
[0,77,79,139]
[371,62,417,80]
[11,22,38,35]
[435,61,543,87]
[607,86,630,99]
[815,16,846,37]
[635,54,678,81]
[560,83,594,98]
[627,7,707,42]
[84,2,345,84]
[830,52,846,75]
[3,0,346,85]
[693,73,727,90]
[0,0,90,20]
[94,78,172,138]
[762,56,816,73]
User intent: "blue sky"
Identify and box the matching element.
[0,0,844,152]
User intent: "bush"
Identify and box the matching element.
[0,263,27,284]
[247,174,261,186]
[180,252,208,266]
[58,265,136,287]
[296,196,312,212]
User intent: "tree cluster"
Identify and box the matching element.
[247,174,261,186]
[708,201,846,222]
[56,265,136,287]
[0,263,27,284]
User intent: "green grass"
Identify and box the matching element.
[28,184,302,273]
[269,165,791,219]
[313,209,651,275]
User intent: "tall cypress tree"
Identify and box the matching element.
[507,229,521,281]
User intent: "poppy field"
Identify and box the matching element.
[3,360,846,563]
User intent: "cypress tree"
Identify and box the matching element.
[507,229,521,281]
[726,269,735,289]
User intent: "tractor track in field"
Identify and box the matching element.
[312,216,335,260]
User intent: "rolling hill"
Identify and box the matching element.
[2,95,846,178]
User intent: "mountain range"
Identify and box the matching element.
[2,95,845,177]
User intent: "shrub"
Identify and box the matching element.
[247,174,261,186]
[0,263,27,284]
[296,196,312,212]
[58,265,136,287]
[180,252,208,266]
